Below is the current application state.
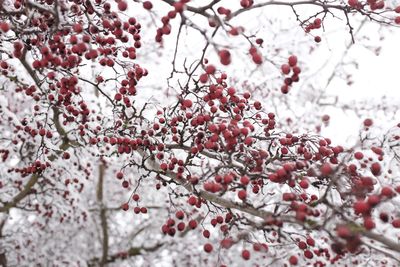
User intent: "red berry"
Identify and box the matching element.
[238,190,247,200]
[240,0,251,8]
[0,22,10,32]
[288,55,297,66]
[252,53,262,64]
[306,237,315,246]
[143,1,153,10]
[204,243,213,253]
[188,196,197,205]
[0,61,8,69]
[304,250,313,259]
[219,49,231,65]
[199,73,208,83]
[348,0,358,7]
[177,222,185,231]
[175,210,185,219]
[160,163,168,170]
[244,137,253,146]
[370,162,381,176]
[121,203,129,211]
[281,83,289,94]
[322,114,330,122]
[353,201,370,215]
[354,152,364,160]
[282,192,296,201]
[73,23,83,33]
[364,217,375,230]
[116,172,124,179]
[336,225,351,238]
[392,219,400,228]
[203,230,210,238]
[182,99,192,108]
[381,186,394,197]
[289,255,298,265]
[314,18,322,26]
[299,179,309,189]
[371,146,383,155]
[132,194,140,201]
[188,219,197,229]
[298,241,307,250]
[174,2,185,13]
[281,64,290,74]
[115,93,122,101]
[240,175,250,185]
[205,65,216,75]
[220,238,234,249]
[320,163,332,176]
[242,249,250,260]
[367,195,381,206]
[363,118,373,127]
[118,1,128,11]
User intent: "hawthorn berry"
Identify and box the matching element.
[353,201,370,215]
[121,203,129,211]
[177,222,185,231]
[363,118,373,127]
[188,219,198,229]
[299,179,309,189]
[288,55,297,66]
[205,65,216,75]
[304,250,313,259]
[348,0,358,7]
[219,50,231,65]
[238,190,247,200]
[252,53,263,64]
[203,230,210,238]
[289,255,298,265]
[241,249,250,260]
[182,99,193,108]
[132,194,140,201]
[143,1,153,10]
[204,243,213,253]
[354,152,364,160]
[364,217,375,230]
[306,237,315,247]
[188,196,197,205]
[298,241,307,250]
[240,175,250,185]
[116,172,124,179]
[320,163,332,176]
[0,22,10,32]
[392,219,400,228]
[175,210,185,219]
[118,1,128,11]
[281,64,291,74]
[370,162,381,176]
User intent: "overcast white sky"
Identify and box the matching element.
[320,29,400,144]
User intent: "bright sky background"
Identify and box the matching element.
[321,30,400,144]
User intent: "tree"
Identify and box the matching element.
[0,0,400,266]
